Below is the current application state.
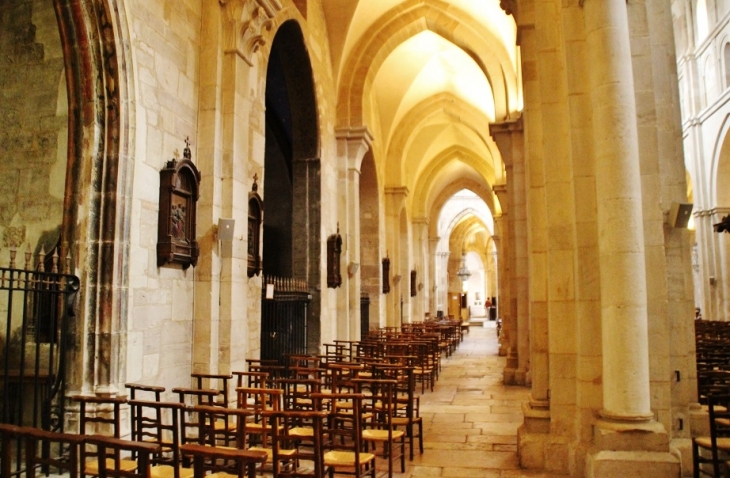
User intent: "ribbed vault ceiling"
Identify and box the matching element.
[323,0,520,248]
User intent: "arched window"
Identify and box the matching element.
[696,0,710,43]
[722,42,730,88]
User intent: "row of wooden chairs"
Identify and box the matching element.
[693,320,730,477]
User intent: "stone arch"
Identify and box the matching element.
[336,0,518,128]
[409,146,497,216]
[261,18,321,355]
[359,149,381,334]
[710,113,730,206]
[51,0,134,393]
[383,93,502,187]
[428,181,496,237]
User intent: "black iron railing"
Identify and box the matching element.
[261,276,310,363]
[0,248,79,434]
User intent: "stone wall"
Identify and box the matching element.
[0,0,66,256]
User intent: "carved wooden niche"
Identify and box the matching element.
[248,174,264,278]
[410,269,417,297]
[382,256,391,294]
[326,224,342,288]
[157,139,201,269]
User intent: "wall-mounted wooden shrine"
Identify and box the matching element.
[382,256,390,294]
[327,224,342,288]
[248,174,263,278]
[157,139,201,269]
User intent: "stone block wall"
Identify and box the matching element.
[0,0,66,256]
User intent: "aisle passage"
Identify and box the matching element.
[401,323,567,478]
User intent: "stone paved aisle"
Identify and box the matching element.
[380,322,568,478]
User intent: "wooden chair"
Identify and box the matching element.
[22,426,84,478]
[693,392,730,477]
[178,444,266,478]
[191,373,232,407]
[375,364,423,460]
[125,384,165,402]
[128,400,192,478]
[236,387,283,447]
[125,384,165,450]
[0,423,20,478]
[171,387,219,407]
[73,395,138,476]
[310,392,375,478]
[85,435,160,478]
[232,371,269,389]
[263,410,327,478]
[183,405,252,450]
[352,378,405,476]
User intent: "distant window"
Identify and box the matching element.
[697,0,709,42]
[724,43,730,88]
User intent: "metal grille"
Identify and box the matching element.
[360,293,370,338]
[261,276,310,363]
[0,249,79,475]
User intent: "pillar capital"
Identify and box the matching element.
[336,126,374,172]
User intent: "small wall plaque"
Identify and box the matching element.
[157,138,201,269]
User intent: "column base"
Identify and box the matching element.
[514,368,528,385]
[585,418,680,478]
[518,401,552,470]
[503,351,519,384]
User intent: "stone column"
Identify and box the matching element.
[429,236,440,315]
[412,217,429,320]
[336,127,373,340]
[491,120,529,385]
[384,187,408,326]
[585,0,652,422]
[493,187,517,382]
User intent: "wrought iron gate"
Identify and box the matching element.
[360,292,370,338]
[261,276,310,363]
[0,250,79,434]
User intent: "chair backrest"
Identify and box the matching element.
[128,400,185,477]
[232,371,269,389]
[85,435,160,478]
[22,426,84,478]
[183,405,252,449]
[124,383,165,402]
[72,395,128,437]
[0,423,20,478]
[191,373,232,407]
[275,378,321,411]
[706,392,730,476]
[179,443,267,478]
[171,387,219,407]
[353,378,398,432]
[310,393,366,461]
[263,410,327,478]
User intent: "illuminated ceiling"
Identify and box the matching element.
[323,0,521,247]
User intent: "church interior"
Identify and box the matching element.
[2,0,730,476]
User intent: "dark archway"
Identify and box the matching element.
[359,150,380,333]
[262,20,321,357]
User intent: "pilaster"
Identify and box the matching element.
[335,127,373,340]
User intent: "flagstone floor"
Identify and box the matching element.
[379,322,568,478]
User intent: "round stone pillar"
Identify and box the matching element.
[585,0,652,421]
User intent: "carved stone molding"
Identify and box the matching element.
[499,0,517,17]
[220,0,283,66]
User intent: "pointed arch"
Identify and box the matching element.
[336,0,519,128]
